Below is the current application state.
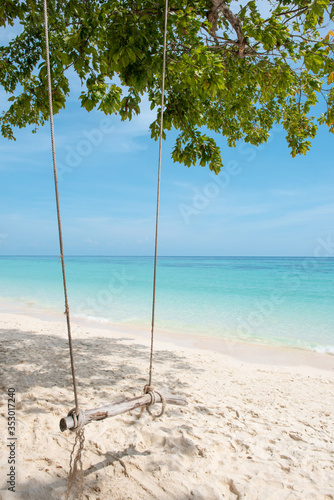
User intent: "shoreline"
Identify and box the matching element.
[1,297,333,373]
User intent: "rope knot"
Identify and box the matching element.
[67,408,85,431]
[141,385,166,419]
[143,384,156,404]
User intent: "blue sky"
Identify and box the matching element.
[0,28,333,257]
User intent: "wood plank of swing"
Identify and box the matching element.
[59,392,187,432]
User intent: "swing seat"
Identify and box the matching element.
[60,391,187,431]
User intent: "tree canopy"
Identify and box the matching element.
[0,0,333,172]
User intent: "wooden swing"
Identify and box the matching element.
[42,0,187,435]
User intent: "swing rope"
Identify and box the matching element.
[42,0,80,417]
[43,1,84,497]
[147,0,169,391]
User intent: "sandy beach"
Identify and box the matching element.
[1,310,334,500]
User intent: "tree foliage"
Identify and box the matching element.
[0,0,333,172]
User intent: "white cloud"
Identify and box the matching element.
[256,202,334,230]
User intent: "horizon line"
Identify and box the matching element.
[0,255,333,259]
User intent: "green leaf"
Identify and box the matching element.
[0,0,333,168]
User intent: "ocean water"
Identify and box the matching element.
[0,256,333,353]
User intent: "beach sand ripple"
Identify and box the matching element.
[1,313,333,499]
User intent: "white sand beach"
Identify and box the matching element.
[1,310,334,499]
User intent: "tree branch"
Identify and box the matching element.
[207,0,247,57]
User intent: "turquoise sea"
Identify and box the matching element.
[0,256,333,354]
